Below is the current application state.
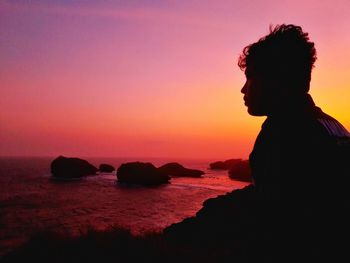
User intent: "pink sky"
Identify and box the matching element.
[1,0,350,159]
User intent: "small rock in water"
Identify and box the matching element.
[158,162,204,177]
[99,164,115,173]
[209,159,242,170]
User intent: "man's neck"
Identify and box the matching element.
[267,93,315,118]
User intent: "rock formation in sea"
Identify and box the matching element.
[228,160,252,182]
[158,163,204,177]
[116,162,170,185]
[51,156,98,179]
[99,164,115,173]
[209,159,242,170]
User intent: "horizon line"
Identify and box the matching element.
[0,154,246,161]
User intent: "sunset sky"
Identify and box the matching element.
[1,0,350,159]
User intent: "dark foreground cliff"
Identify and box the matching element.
[2,185,348,263]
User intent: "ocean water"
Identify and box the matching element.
[0,157,249,256]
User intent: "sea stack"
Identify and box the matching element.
[228,160,252,182]
[51,156,98,179]
[117,162,170,186]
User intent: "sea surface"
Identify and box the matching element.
[0,156,249,256]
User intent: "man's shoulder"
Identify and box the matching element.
[314,107,350,139]
[262,106,350,145]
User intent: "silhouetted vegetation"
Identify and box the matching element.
[1,227,247,263]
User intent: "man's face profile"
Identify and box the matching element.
[241,69,268,116]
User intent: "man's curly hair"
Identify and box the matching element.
[238,24,317,93]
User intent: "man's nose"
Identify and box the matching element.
[241,82,247,94]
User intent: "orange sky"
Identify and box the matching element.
[1,0,350,159]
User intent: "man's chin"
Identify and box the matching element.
[247,107,266,116]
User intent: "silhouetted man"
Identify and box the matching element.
[239,24,350,260]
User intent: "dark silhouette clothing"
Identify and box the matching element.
[249,93,350,260]
[250,94,350,201]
